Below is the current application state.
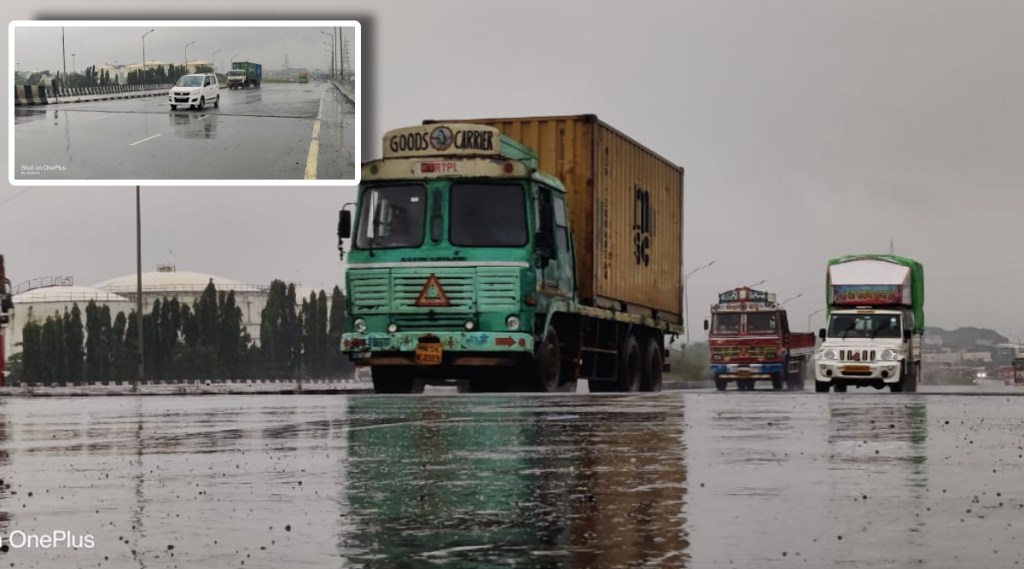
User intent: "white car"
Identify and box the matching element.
[169,73,219,110]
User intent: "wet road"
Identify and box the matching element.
[1,387,1023,567]
[12,82,355,182]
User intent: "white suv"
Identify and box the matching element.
[169,73,219,110]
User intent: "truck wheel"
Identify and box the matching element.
[714,376,727,391]
[904,363,918,392]
[641,337,663,392]
[771,374,784,391]
[533,327,562,393]
[815,382,830,393]
[371,367,417,394]
[618,334,642,392]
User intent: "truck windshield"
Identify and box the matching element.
[746,312,778,334]
[228,71,244,76]
[176,76,203,87]
[355,185,426,250]
[712,313,741,334]
[449,183,527,247]
[827,313,902,339]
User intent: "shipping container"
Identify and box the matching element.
[424,115,684,323]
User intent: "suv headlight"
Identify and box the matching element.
[820,349,837,361]
[880,349,898,361]
[353,318,366,332]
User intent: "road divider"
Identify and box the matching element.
[14,85,49,106]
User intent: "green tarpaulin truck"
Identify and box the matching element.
[814,254,925,393]
[226,61,261,89]
[338,115,684,394]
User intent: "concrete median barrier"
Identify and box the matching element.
[14,85,49,106]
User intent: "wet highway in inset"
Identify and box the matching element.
[1,388,1023,567]
[12,82,355,181]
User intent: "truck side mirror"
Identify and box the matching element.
[338,210,352,239]
[703,319,709,331]
[902,329,912,341]
[818,328,826,340]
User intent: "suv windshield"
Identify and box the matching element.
[176,76,203,87]
[355,185,426,250]
[449,183,527,247]
[827,313,902,339]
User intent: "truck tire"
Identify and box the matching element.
[904,363,918,393]
[714,376,727,391]
[618,334,642,392]
[641,336,663,392]
[771,373,784,391]
[371,367,417,394]
[815,382,830,393]
[533,326,562,393]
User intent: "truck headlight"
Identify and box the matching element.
[820,349,837,361]
[506,315,520,330]
[880,349,897,361]
[464,320,475,331]
[354,318,366,332]
[387,323,398,333]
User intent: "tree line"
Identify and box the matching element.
[43,64,217,91]
[12,280,353,383]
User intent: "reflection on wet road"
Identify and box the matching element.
[1,391,1023,567]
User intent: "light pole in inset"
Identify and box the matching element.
[184,41,195,72]
[212,49,221,73]
[142,29,154,83]
[321,30,335,78]
[684,260,716,345]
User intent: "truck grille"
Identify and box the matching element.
[713,345,777,360]
[838,349,876,362]
[348,267,521,328]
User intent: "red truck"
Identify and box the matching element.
[0,256,12,385]
[704,287,815,391]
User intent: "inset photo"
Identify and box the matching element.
[9,20,360,185]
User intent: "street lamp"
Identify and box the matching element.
[321,30,335,78]
[184,41,196,72]
[71,53,76,73]
[807,308,825,332]
[142,29,154,83]
[780,293,803,305]
[231,54,238,67]
[211,49,221,73]
[745,279,766,289]
[684,260,716,345]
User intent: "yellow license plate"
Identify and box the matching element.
[736,369,752,377]
[843,365,870,373]
[415,343,443,365]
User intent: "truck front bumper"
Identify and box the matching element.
[815,361,902,384]
[342,331,535,366]
[710,363,783,379]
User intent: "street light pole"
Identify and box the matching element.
[135,186,144,390]
[184,41,195,72]
[212,49,221,73]
[745,279,767,289]
[684,260,716,345]
[780,293,803,305]
[142,29,154,84]
[321,31,335,78]
[807,308,825,332]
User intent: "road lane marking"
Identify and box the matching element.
[129,134,163,146]
[84,114,115,122]
[304,119,322,180]
[198,115,209,121]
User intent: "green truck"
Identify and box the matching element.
[226,61,261,89]
[337,116,684,394]
[814,254,925,392]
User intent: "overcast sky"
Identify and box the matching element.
[3,1,1024,341]
[13,23,355,73]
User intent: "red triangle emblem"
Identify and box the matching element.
[415,273,451,307]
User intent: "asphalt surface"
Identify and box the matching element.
[1,385,1023,568]
[12,82,355,182]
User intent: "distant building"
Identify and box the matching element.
[92,265,270,343]
[5,281,134,359]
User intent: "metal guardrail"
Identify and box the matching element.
[13,276,74,295]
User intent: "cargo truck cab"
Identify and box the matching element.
[705,287,814,391]
[814,255,924,393]
[338,119,683,394]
